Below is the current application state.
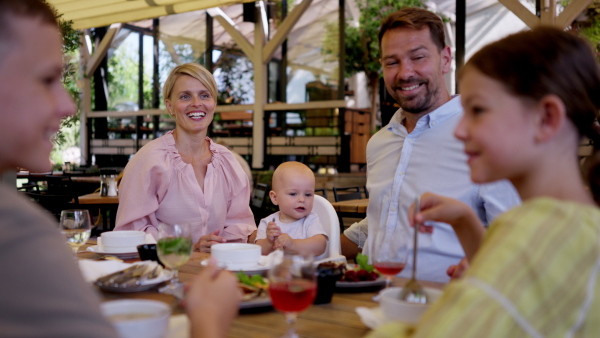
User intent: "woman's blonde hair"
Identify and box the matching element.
[162,63,218,102]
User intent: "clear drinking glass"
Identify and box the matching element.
[371,225,409,289]
[59,209,92,258]
[157,223,192,296]
[268,253,317,338]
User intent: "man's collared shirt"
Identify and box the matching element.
[345,96,520,283]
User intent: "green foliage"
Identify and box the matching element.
[213,43,254,105]
[326,0,424,81]
[567,0,600,55]
[321,0,425,128]
[106,38,153,110]
[322,21,339,65]
[42,0,79,54]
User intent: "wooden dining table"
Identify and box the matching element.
[71,175,101,184]
[330,199,369,231]
[78,192,119,231]
[80,244,445,338]
[78,192,119,205]
[330,199,369,215]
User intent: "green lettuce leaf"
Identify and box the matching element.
[356,253,374,272]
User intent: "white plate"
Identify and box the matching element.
[87,245,139,259]
[200,259,270,275]
[95,264,174,293]
[336,276,386,289]
[336,263,386,289]
[239,294,272,309]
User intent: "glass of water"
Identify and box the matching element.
[59,209,92,257]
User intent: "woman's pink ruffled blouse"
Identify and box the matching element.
[114,131,256,243]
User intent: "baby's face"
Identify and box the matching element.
[270,170,315,223]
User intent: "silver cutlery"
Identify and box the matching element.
[399,196,429,304]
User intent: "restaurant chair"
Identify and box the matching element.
[251,183,268,209]
[24,191,80,221]
[315,188,327,199]
[312,195,346,265]
[17,182,39,193]
[333,186,366,230]
[250,183,271,225]
[44,175,75,195]
[333,186,363,202]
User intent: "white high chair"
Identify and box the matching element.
[312,194,347,265]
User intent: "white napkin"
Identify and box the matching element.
[166,314,190,338]
[356,306,386,329]
[257,249,283,267]
[78,259,131,283]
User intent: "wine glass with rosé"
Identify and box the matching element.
[371,224,409,289]
[268,253,316,338]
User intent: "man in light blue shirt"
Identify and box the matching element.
[341,8,520,283]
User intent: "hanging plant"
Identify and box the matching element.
[42,1,80,151]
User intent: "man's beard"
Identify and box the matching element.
[390,81,439,115]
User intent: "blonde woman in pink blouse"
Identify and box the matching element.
[114,63,257,252]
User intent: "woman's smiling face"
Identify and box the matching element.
[165,75,216,135]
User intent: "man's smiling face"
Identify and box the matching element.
[380,26,451,116]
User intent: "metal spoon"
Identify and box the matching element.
[399,197,428,304]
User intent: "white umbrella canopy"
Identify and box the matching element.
[47,0,457,31]
[112,1,343,80]
[46,0,528,77]
[46,0,255,30]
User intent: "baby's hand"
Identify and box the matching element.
[274,234,294,251]
[266,222,281,243]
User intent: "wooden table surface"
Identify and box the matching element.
[80,246,444,338]
[330,199,369,214]
[71,176,101,184]
[78,192,119,205]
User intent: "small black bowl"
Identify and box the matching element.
[314,262,345,304]
[137,244,164,266]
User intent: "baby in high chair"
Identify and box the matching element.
[255,161,328,259]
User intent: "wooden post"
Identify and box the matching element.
[79,32,91,166]
[252,2,267,169]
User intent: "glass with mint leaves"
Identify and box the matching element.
[157,223,192,297]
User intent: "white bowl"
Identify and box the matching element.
[380,286,443,324]
[101,299,171,338]
[211,243,261,270]
[101,231,146,252]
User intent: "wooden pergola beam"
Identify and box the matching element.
[84,23,121,78]
[207,8,254,58]
[498,0,539,28]
[500,0,592,29]
[262,0,312,63]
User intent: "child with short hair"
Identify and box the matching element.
[370,26,600,337]
[255,161,328,258]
